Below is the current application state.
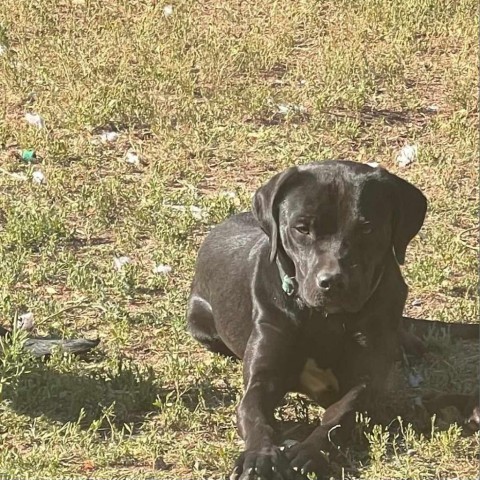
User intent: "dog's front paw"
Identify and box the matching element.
[284,440,329,479]
[230,446,300,480]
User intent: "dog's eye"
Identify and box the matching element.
[294,225,310,235]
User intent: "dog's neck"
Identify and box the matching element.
[275,251,297,296]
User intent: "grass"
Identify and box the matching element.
[0,0,478,478]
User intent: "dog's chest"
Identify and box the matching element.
[296,320,342,404]
[298,358,340,404]
[297,315,370,405]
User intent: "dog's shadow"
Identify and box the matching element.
[3,356,241,428]
[3,357,162,426]
[4,334,476,477]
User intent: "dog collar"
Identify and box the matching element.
[282,275,296,296]
[276,256,296,296]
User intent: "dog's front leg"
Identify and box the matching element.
[284,383,367,478]
[231,323,298,480]
[233,373,291,480]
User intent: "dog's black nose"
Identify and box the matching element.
[318,272,343,291]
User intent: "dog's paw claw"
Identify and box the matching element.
[231,466,244,480]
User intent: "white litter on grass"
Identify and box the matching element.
[163,4,173,17]
[426,105,439,112]
[125,150,140,166]
[397,144,418,167]
[189,206,204,220]
[411,298,422,307]
[367,161,379,168]
[276,102,306,115]
[153,264,172,275]
[220,191,237,199]
[17,312,35,331]
[113,256,131,271]
[25,112,45,129]
[164,203,207,220]
[0,45,7,56]
[32,170,46,184]
[100,131,119,143]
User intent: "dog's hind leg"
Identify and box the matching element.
[399,316,479,358]
[187,295,237,358]
[423,392,480,431]
[402,316,479,340]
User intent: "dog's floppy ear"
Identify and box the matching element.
[386,171,427,265]
[252,167,299,262]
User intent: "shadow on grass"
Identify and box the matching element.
[247,105,437,128]
[2,358,241,427]
[358,105,437,126]
[3,359,160,425]
[181,381,239,412]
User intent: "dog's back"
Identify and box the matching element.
[187,212,267,358]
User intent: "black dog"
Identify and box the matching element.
[187,160,477,479]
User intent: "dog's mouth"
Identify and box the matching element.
[323,297,362,314]
[315,295,368,315]
[301,269,384,314]
[302,291,352,313]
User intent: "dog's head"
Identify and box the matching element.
[253,161,427,313]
